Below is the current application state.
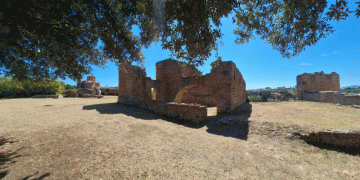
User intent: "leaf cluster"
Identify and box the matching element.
[0,76,65,98]
[1,0,359,80]
[234,0,360,58]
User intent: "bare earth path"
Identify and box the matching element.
[0,97,359,179]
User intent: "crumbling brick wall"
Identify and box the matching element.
[118,62,152,104]
[174,85,218,107]
[154,59,202,102]
[302,131,360,148]
[118,59,247,121]
[169,60,247,113]
[100,87,118,95]
[297,71,340,100]
[296,72,359,105]
[299,91,360,105]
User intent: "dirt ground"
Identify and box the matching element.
[1,96,359,180]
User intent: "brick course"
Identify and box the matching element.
[118,59,247,122]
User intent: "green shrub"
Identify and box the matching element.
[248,95,262,102]
[0,76,65,98]
[267,98,279,102]
[62,89,78,94]
[342,89,360,94]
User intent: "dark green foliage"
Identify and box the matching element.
[341,88,360,94]
[65,84,77,90]
[1,0,359,80]
[247,89,296,102]
[0,76,65,98]
[234,0,360,58]
[248,95,262,102]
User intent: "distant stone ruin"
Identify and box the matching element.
[297,71,340,98]
[100,87,118,95]
[296,71,360,105]
[77,74,100,89]
[118,59,247,122]
[76,75,101,97]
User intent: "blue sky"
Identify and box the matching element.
[64,2,360,90]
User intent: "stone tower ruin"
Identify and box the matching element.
[296,71,340,100]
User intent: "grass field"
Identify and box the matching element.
[0,96,359,179]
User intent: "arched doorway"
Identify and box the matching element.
[174,85,217,107]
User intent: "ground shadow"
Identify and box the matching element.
[304,141,360,156]
[83,102,252,140]
[0,137,21,179]
[0,137,49,180]
[21,172,51,180]
[82,103,207,129]
[206,103,252,140]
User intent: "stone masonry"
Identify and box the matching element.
[154,59,246,113]
[118,59,247,122]
[296,71,360,105]
[296,71,340,100]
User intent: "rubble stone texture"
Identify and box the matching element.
[100,87,118,95]
[296,71,340,99]
[155,59,246,113]
[118,59,247,122]
[302,131,360,148]
[118,62,152,103]
[296,71,360,105]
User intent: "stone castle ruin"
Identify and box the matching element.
[297,71,360,105]
[118,59,247,122]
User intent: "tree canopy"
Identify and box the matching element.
[1,0,359,81]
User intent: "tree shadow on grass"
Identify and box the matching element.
[21,172,51,180]
[82,103,207,129]
[83,102,252,140]
[0,137,49,180]
[0,137,20,179]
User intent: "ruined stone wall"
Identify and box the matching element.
[295,71,360,105]
[172,61,247,113]
[118,63,151,104]
[119,59,246,117]
[118,96,208,123]
[201,61,234,112]
[301,91,360,105]
[154,59,202,102]
[343,94,360,105]
[302,92,321,102]
[100,87,118,95]
[174,85,217,106]
[229,63,247,111]
[297,71,340,99]
[302,131,360,148]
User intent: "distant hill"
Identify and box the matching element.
[341,85,360,89]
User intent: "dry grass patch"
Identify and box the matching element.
[0,97,359,179]
[249,101,360,131]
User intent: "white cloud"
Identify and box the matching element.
[298,63,314,66]
[321,50,338,57]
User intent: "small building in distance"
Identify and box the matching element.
[77,75,100,89]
